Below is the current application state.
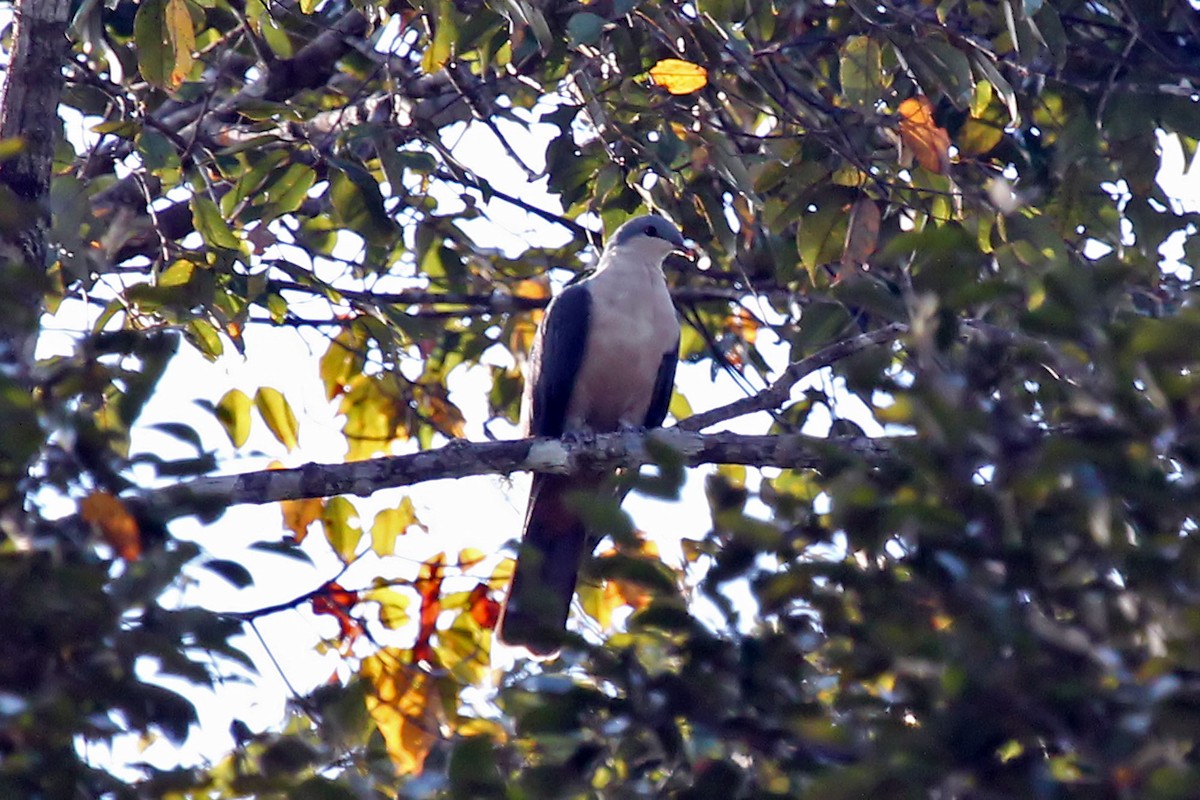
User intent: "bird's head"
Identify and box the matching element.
[606,214,695,263]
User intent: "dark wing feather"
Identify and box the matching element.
[529,284,591,438]
[642,335,680,428]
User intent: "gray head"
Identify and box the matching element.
[606,214,689,257]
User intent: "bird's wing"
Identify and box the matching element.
[643,335,680,429]
[528,283,591,438]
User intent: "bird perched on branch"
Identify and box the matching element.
[498,214,690,655]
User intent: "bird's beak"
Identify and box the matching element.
[674,241,699,261]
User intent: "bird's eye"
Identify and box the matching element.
[644,225,659,238]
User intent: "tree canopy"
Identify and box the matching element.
[2,0,1200,796]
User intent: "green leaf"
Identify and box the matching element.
[421,0,457,73]
[839,36,885,108]
[254,386,299,451]
[567,12,605,46]
[328,159,397,245]
[134,0,194,89]
[262,163,317,216]
[186,318,224,359]
[797,200,847,281]
[202,558,254,588]
[215,388,252,448]
[322,497,361,563]
[191,195,240,251]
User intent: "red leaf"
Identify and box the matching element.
[467,583,501,629]
[413,554,444,664]
[311,581,364,643]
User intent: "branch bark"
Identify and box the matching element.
[148,429,897,520]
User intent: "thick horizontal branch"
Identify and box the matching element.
[148,429,896,520]
[265,278,785,314]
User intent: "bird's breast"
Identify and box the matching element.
[565,268,678,432]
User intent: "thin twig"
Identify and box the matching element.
[679,323,908,431]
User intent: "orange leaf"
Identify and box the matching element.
[361,649,439,775]
[840,197,881,276]
[725,307,759,345]
[281,496,323,543]
[80,491,141,561]
[597,539,661,614]
[898,96,951,174]
[311,581,364,644]
[649,58,709,95]
[512,277,550,301]
[467,583,500,629]
[413,554,445,664]
[424,390,466,439]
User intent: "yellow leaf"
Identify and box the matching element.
[319,325,367,401]
[488,557,515,587]
[164,0,195,85]
[367,587,411,629]
[322,496,362,563]
[422,390,466,438]
[457,547,486,570]
[254,386,299,451]
[371,497,421,557]
[215,388,252,448]
[80,491,141,561]
[649,58,709,95]
[281,496,323,542]
[361,650,439,775]
[339,374,405,461]
[578,580,624,631]
[898,96,952,174]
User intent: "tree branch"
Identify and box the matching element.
[147,429,896,520]
[265,278,785,313]
[678,323,909,431]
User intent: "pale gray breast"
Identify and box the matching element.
[566,262,678,432]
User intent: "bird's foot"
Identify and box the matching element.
[562,427,597,447]
[618,421,647,435]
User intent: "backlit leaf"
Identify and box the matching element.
[80,491,141,561]
[649,59,708,95]
[367,587,411,629]
[371,497,420,557]
[215,388,252,447]
[361,649,438,775]
[467,583,500,629]
[898,96,952,174]
[320,325,368,402]
[414,553,445,664]
[281,495,323,542]
[322,496,362,563]
[254,386,299,451]
[311,581,363,644]
[458,547,486,570]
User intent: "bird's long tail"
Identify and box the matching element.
[498,473,596,655]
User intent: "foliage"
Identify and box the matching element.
[1,0,1199,796]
